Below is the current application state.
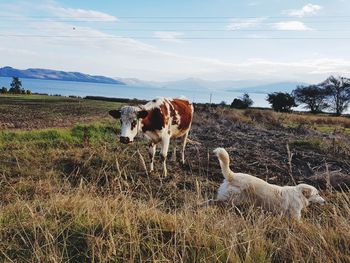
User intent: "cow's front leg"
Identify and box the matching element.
[171,139,177,162]
[160,136,170,177]
[181,131,189,165]
[148,142,156,172]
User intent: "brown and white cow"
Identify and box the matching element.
[109,97,194,177]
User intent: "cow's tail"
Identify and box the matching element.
[213,148,235,182]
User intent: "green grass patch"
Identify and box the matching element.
[309,125,350,135]
[290,137,349,155]
[289,138,325,152]
[0,122,119,149]
[282,121,300,129]
[282,122,350,136]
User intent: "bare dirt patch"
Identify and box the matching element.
[185,106,350,190]
[0,95,120,130]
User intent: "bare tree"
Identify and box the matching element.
[293,85,328,113]
[319,76,350,116]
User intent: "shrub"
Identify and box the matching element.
[267,92,297,112]
[0,86,8,94]
[231,93,253,109]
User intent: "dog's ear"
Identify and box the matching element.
[137,110,148,119]
[301,187,312,198]
[109,110,121,119]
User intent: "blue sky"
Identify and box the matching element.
[0,0,349,83]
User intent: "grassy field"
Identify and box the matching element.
[0,95,350,262]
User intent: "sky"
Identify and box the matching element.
[0,0,350,83]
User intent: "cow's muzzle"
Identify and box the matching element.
[120,136,132,144]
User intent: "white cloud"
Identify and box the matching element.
[273,21,312,31]
[2,33,350,83]
[153,31,184,43]
[47,5,117,21]
[226,17,266,30]
[284,4,322,17]
[0,47,37,56]
[1,0,349,84]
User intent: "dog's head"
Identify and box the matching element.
[297,184,325,205]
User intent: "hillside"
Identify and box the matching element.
[0,95,349,262]
[0,66,124,85]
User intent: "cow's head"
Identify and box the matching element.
[109,106,148,144]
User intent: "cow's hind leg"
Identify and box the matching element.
[181,131,189,165]
[148,142,156,172]
[160,136,170,177]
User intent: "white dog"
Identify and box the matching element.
[207,148,325,220]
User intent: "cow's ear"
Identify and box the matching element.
[109,110,121,119]
[137,110,148,119]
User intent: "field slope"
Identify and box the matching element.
[0,95,349,262]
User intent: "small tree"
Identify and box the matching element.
[26,90,32,95]
[219,101,227,107]
[319,76,350,116]
[9,77,23,94]
[242,93,253,107]
[267,92,297,112]
[0,87,7,94]
[231,93,253,109]
[293,85,328,113]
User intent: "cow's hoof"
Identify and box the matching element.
[149,170,157,177]
[180,162,190,169]
[160,175,172,183]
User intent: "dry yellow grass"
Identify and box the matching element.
[1,179,349,262]
[1,97,350,262]
[197,106,350,129]
[1,133,349,262]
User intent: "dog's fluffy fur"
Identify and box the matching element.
[209,148,325,220]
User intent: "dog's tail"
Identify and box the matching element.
[213,148,234,182]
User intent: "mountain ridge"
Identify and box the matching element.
[117,77,307,93]
[0,66,307,93]
[0,66,124,85]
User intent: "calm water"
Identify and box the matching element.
[0,76,270,107]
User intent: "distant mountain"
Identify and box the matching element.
[0,66,307,92]
[158,78,269,91]
[115,77,306,93]
[0,66,124,85]
[228,82,309,94]
[115,77,268,91]
[114,77,159,87]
